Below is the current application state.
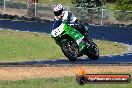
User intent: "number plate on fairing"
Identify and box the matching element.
[51,23,64,37]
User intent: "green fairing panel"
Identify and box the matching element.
[51,20,86,51]
[64,24,85,50]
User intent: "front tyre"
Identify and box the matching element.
[61,40,78,61]
[87,42,99,60]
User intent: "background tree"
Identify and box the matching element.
[114,0,132,11]
[70,0,104,24]
[114,0,132,21]
[105,0,117,3]
[71,0,103,8]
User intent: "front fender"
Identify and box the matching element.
[65,27,86,51]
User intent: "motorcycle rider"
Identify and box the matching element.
[53,4,89,41]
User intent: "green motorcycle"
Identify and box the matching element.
[51,20,99,61]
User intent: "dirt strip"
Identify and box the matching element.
[0,66,132,80]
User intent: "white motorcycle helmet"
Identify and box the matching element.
[53,4,64,16]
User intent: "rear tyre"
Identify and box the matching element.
[87,42,99,60]
[61,40,79,61]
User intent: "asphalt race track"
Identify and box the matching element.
[0,20,132,66]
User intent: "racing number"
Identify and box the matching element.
[54,28,60,36]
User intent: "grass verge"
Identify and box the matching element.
[0,75,131,88]
[0,29,127,61]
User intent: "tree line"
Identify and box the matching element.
[71,0,132,10]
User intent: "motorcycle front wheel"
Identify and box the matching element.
[61,39,79,61]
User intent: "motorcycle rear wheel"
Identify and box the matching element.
[86,42,99,60]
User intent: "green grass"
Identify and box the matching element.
[94,40,127,55]
[0,29,63,61]
[0,29,127,62]
[0,75,131,88]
